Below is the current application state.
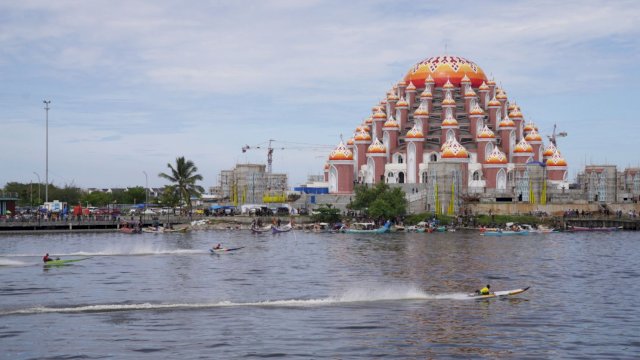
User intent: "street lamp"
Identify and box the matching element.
[43,100,51,203]
[143,171,149,210]
[33,171,41,206]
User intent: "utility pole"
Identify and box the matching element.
[43,100,51,203]
[33,172,41,206]
[143,171,149,210]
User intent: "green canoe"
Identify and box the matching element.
[43,257,91,267]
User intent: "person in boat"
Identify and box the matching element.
[479,284,491,295]
[43,253,53,263]
[213,243,222,250]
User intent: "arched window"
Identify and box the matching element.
[398,172,405,183]
[447,129,455,142]
[472,171,480,181]
[365,158,374,184]
[430,153,438,162]
[407,142,416,183]
[397,155,404,164]
[422,172,428,184]
[485,142,494,161]
[497,168,507,190]
[329,166,338,193]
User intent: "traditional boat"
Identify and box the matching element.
[481,230,530,236]
[251,224,272,234]
[271,222,293,234]
[343,220,391,234]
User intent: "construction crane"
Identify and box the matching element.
[547,124,567,147]
[242,139,334,173]
[242,139,282,173]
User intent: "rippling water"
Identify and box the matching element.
[1,229,639,359]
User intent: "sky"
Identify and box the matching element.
[1,0,639,191]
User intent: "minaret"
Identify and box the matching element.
[482,147,508,189]
[496,89,508,119]
[323,162,329,182]
[525,128,543,162]
[460,74,471,98]
[413,102,429,135]
[387,91,398,118]
[441,109,459,145]
[508,105,524,141]
[395,96,409,131]
[425,74,435,94]
[354,129,372,179]
[440,137,470,196]
[542,142,557,163]
[476,125,496,164]
[372,107,387,140]
[487,96,501,130]
[406,81,417,109]
[347,136,356,179]
[487,78,497,99]
[498,116,516,162]
[327,140,355,194]
[366,138,387,184]
[405,124,425,183]
[478,81,490,109]
[419,87,433,114]
[464,86,476,114]
[397,80,407,99]
[468,101,485,140]
[512,138,534,164]
[382,116,400,161]
[546,150,568,182]
[441,90,456,121]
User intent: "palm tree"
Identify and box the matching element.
[158,156,204,213]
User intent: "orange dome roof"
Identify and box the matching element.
[464,87,477,97]
[406,81,417,91]
[347,137,354,146]
[441,138,468,159]
[355,125,368,133]
[324,162,329,170]
[395,96,408,108]
[406,124,424,139]
[543,143,557,157]
[442,113,459,127]
[420,88,433,99]
[486,78,496,86]
[383,116,399,130]
[477,125,496,139]
[371,105,383,114]
[479,81,489,91]
[460,74,471,84]
[425,74,435,84]
[441,91,456,106]
[397,80,406,87]
[414,103,429,116]
[508,102,517,111]
[405,56,487,88]
[329,141,353,161]
[499,117,515,128]
[509,107,523,119]
[365,115,373,125]
[442,79,455,89]
[523,121,537,132]
[514,138,533,153]
[469,102,484,115]
[524,128,542,142]
[486,147,508,164]
[387,91,399,101]
[367,138,386,154]
[354,129,372,142]
[546,150,567,167]
[488,96,501,107]
[496,89,508,100]
[373,108,387,120]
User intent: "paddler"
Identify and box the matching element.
[42,253,54,263]
[480,284,491,295]
[213,243,222,250]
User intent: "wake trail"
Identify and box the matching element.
[0,287,472,316]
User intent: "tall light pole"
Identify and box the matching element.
[43,100,51,203]
[33,171,41,205]
[143,171,149,210]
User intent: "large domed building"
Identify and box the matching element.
[325,55,569,210]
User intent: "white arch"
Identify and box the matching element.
[447,129,455,142]
[329,165,338,193]
[383,132,390,160]
[497,168,507,190]
[408,142,416,183]
[366,157,374,184]
[485,142,494,161]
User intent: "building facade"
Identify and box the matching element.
[218,164,288,204]
[324,55,570,212]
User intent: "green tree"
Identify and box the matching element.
[158,156,204,212]
[349,183,407,220]
[122,186,147,205]
[158,185,181,207]
[81,191,112,206]
[310,204,342,223]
